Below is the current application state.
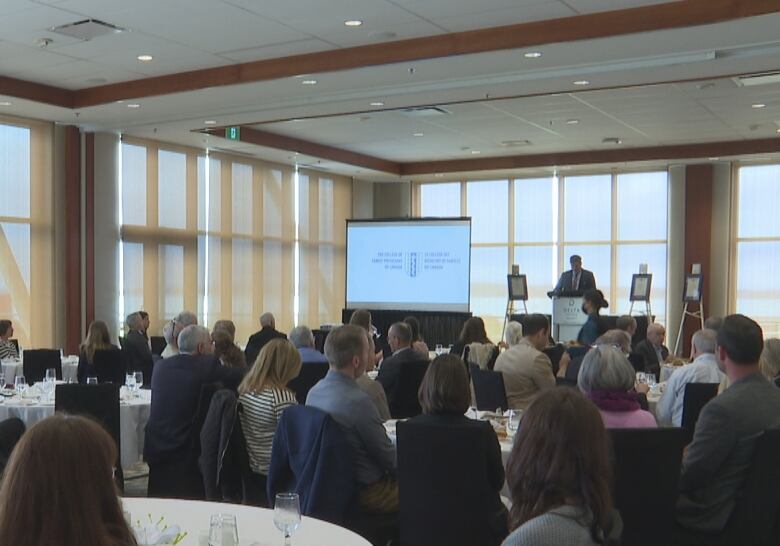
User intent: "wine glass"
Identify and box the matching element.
[0,372,5,389]
[506,409,522,437]
[274,493,301,545]
[14,375,26,394]
[133,371,143,394]
[45,368,57,383]
[125,373,136,390]
[208,513,238,546]
[86,376,98,385]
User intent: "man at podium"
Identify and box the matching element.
[549,255,596,296]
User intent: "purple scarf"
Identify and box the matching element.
[587,389,640,412]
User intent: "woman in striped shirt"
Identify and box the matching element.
[238,338,302,498]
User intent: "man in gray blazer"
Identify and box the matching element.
[550,255,596,296]
[677,314,780,534]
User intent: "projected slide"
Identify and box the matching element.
[346,219,471,312]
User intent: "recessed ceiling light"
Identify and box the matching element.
[752,103,766,109]
[126,103,140,109]
[434,173,444,177]
[565,119,580,125]
[471,150,481,155]
[204,120,217,125]
[573,80,590,86]
[0,101,11,107]
[370,101,384,107]
[412,132,424,137]
[344,19,363,27]
[523,51,542,58]
[137,54,153,62]
[776,128,780,133]
[301,79,317,85]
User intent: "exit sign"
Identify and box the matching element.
[225,127,241,140]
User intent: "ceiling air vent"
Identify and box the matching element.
[732,72,780,87]
[50,19,126,41]
[399,106,451,117]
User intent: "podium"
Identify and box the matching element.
[552,296,587,343]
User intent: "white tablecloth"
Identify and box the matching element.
[1,356,79,384]
[121,497,371,546]
[0,389,151,469]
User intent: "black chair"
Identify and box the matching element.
[55,383,123,491]
[22,349,62,383]
[287,362,329,405]
[92,348,127,384]
[542,344,566,375]
[397,420,506,546]
[714,428,780,546]
[610,427,687,546]
[681,383,718,440]
[0,417,25,474]
[389,360,429,419]
[469,363,508,411]
[150,336,167,356]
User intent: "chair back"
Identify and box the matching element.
[397,420,504,546]
[542,344,565,375]
[93,348,127,384]
[55,383,122,490]
[150,336,167,356]
[609,427,686,546]
[190,383,219,460]
[287,362,329,405]
[390,359,429,419]
[681,382,718,431]
[469,363,508,412]
[719,428,780,546]
[22,349,62,383]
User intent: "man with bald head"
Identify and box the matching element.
[633,322,670,379]
[244,312,286,367]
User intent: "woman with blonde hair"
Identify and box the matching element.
[759,338,780,388]
[78,320,119,383]
[0,414,137,546]
[238,339,302,500]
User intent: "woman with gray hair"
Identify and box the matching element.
[759,338,780,388]
[578,345,656,428]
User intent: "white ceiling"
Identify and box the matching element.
[1,0,779,181]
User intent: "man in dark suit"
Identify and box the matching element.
[377,322,429,409]
[551,255,597,296]
[633,322,669,379]
[677,314,780,535]
[123,312,154,386]
[244,312,286,366]
[144,324,244,498]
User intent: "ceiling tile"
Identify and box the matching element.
[431,2,576,32]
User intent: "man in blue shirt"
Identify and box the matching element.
[306,324,398,513]
[289,325,328,364]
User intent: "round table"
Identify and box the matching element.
[1,356,79,384]
[121,497,371,546]
[0,388,151,469]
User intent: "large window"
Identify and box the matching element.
[416,171,668,340]
[734,164,780,337]
[0,119,54,349]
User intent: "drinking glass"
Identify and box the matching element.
[208,513,238,546]
[0,372,5,389]
[274,493,301,545]
[635,372,647,385]
[45,368,57,382]
[14,375,26,394]
[86,376,99,385]
[506,409,522,437]
[645,372,657,388]
[125,373,137,390]
[133,371,143,394]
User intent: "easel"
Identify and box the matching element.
[673,271,705,357]
[628,272,653,319]
[502,273,528,342]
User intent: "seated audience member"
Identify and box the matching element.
[238,339,301,494]
[144,325,243,498]
[356,332,391,421]
[577,344,657,428]
[503,388,620,546]
[160,319,175,358]
[289,325,328,364]
[0,320,19,360]
[123,312,154,383]
[212,330,247,369]
[403,316,430,356]
[0,414,137,546]
[306,324,397,513]
[411,353,507,542]
[615,315,637,340]
[212,319,237,342]
[138,310,151,342]
[350,309,385,364]
[677,315,780,534]
[633,323,669,379]
[161,310,198,359]
[656,329,723,427]
[494,317,555,410]
[759,338,780,388]
[77,320,120,383]
[558,329,632,383]
[703,316,723,332]
[245,312,286,367]
[577,289,609,347]
[377,322,429,408]
[451,316,493,359]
